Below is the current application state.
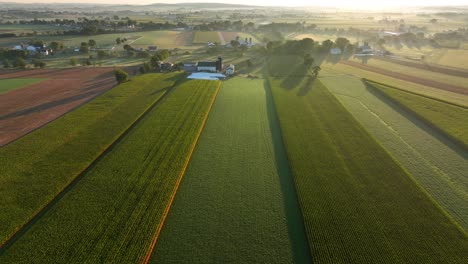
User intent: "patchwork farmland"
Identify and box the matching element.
[151,78,310,263]
[0,78,219,262]
[267,57,467,262]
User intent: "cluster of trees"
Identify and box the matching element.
[265,37,353,56]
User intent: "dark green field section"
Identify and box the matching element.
[0,78,46,94]
[267,56,467,263]
[151,77,311,263]
[0,79,219,263]
[365,80,468,149]
[0,73,181,247]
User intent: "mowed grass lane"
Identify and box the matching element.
[0,78,46,94]
[0,73,181,246]
[268,64,467,262]
[366,80,468,149]
[151,78,311,263]
[0,80,220,263]
[320,74,468,230]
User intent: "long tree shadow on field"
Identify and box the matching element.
[263,79,313,264]
[297,75,316,97]
[280,65,307,91]
[364,81,468,158]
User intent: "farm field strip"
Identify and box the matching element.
[150,77,310,263]
[341,60,468,95]
[192,31,221,44]
[320,74,468,231]
[0,73,180,246]
[0,78,46,94]
[350,57,468,88]
[0,68,117,146]
[0,79,220,263]
[321,63,468,107]
[268,57,467,263]
[365,80,468,149]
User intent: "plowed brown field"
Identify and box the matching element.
[0,67,116,146]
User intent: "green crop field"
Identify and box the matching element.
[0,73,181,246]
[320,74,468,231]
[192,31,221,44]
[268,56,467,263]
[151,77,311,263]
[0,79,220,263]
[366,80,468,149]
[322,63,468,107]
[349,57,468,89]
[0,78,45,94]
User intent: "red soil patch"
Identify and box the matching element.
[0,67,116,146]
[220,31,239,42]
[373,56,468,78]
[341,60,468,96]
[175,31,194,46]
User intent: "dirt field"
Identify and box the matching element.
[341,60,468,96]
[374,56,468,78]
[174,31,194,46]
[220,32,239,42]
[0,67,116,146]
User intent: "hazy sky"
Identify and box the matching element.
[2,0,467,8]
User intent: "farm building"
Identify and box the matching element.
[197,57,223,73]
[330,48,342,55]
[183,62,198,72]
[148,46,158,51]
[225,64,235,75]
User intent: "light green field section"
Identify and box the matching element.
[151,77,311,263]
[0,78,45,94]
[269,68,467,263]
[0,73,180,246]
[322,63,468,107]
[320,74,468,231]
[367,80,468,149]
[437,49,468,70]
[0,79,219,263]
[192,31,221,44]
[349,57,468,89]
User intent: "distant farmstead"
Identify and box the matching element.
[197,57,223,73]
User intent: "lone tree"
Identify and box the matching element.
[114,69,128,84]
[312,66,321,77]
[304,54,314,69]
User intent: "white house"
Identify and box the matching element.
[225,64,235,75]
[330,48,342,55]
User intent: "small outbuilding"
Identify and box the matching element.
[225,64,235,75]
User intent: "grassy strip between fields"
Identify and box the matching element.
[364,79,468,150]
[0,78,46,94]
[0,73,182,246]
[0,79,220,263]
[267,56,467,263]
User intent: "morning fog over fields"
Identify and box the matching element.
[0,1,467,263]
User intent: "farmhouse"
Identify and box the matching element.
[225,64,235,75]
[330,48,342,55]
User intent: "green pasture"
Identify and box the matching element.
[0,78,219,262]
[320,74,468,231]
[151,77,310,263]
[0,78,45,94]
[268,55,467,263]
[0,73,181,246]
[192,31,221,44]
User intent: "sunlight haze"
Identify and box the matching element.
[2,0,467,8]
